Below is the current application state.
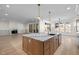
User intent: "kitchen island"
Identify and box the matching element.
[22,33,61,55]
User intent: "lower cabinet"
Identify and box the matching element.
[54,36,59,50]
[22,37,32,54]
[44,39,50,55]
[44,36,60,55]
[23,37,43,55]
[50,37,54,55]
[22,37,28,53]
[58,34,61,46]
[22,34,61,55]
[30,39,43,55]
[44,48,50,55]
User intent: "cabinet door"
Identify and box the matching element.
[53,36,57,52]
[31,39,43,55]
[50,38,54,55]
[56,36,59,48]
[22,37,28,52]
[44,48,50,55]
[58,34,61,46]
[27,38,32,54]
[44,39,50,55]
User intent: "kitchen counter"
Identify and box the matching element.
[22,33,61,55]
[23,33,60,41]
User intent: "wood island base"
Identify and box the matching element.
[22,34,61,55]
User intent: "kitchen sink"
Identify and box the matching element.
[49,34,56,35]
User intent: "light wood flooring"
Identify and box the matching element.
[54,35,79,55]
[0,34,79,55]
[0,34,26,55]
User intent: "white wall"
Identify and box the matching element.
[0,20,26,36]
[9,21,25,34]
[0,21,9,35]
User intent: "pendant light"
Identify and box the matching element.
[48,11,51,22]
[37,4,41,20]
[75,4,79,18]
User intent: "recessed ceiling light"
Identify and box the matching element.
[4,14,8,16]
[67,7,71,10]
[6,5,10,8]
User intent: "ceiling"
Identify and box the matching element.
[0,4,78,23]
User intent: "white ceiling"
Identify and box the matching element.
[0,4,78,23]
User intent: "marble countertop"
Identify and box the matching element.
[23,33,59,41]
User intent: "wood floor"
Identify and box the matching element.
[0,34,27,55]
[0,34,79,55]
[54,35,79,55]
